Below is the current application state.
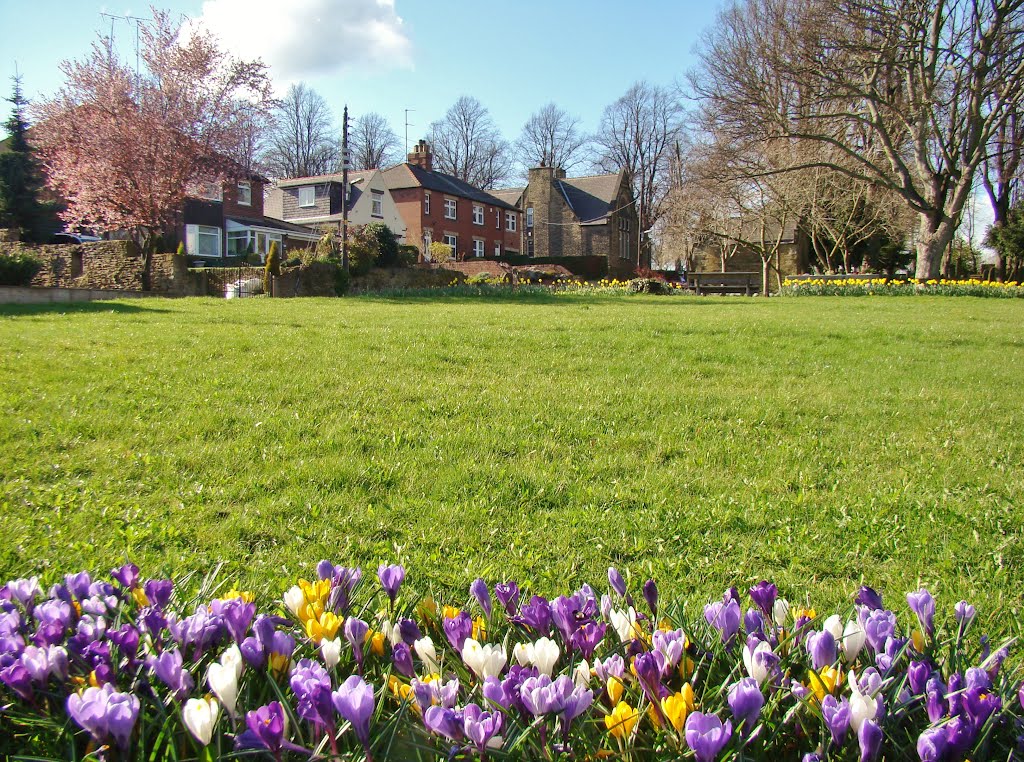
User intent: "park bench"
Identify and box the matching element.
[689,271,763,296]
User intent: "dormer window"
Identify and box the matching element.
[195,180,223,202]
[298,186,315,207]
[237,181,252,206]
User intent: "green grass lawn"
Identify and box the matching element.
[1,294,1022,629]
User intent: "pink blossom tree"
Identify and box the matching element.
[32,10,274,286]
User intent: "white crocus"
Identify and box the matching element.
[609,607,638,643]
[220,644,244,681]
[207,661,238,716]
[513,642,532,667]
[531,637,560,677]
[742,639,774,684]
[848,672,880,732]
[573,659,591,690]
[462,638,507,680]
[772,599,790,628]
[822,614,844,642]
[414,636,439,674]
[842,619,866,662]
[283,586,305,617]
[183,696,219,745]
[321,637,342,669]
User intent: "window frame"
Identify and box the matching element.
[443,234,457,257]
[444,198,457,220]
[424,193,431,215]
[505,211,517,232]
[186,224,222,258]
[371,190,384,218]
[473,204,484,225]
[298,186,315,208]
[237,181,252,206]
[472,239,485,257]
[526,207,534,228]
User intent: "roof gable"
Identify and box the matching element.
[381,163,519,210]
[557,172,625,223]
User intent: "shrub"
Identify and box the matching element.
[334,265,351,295]
[0,250,42,286]
[629,277,672,294]
[315,231,338,262]
[397,244,420,267]
[634,266,666,281]
[347,225,380,277]
[263,241,281,294]
[366,222,400,267]
[428,240,453,264]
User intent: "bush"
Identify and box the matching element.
[0,250,42,286]
[428,241,453,264]
[348,226,380,277]
[264,241,281,295]
[334,265,351,295]
[366,223,400,268]
[629,277,672,294]
[497,254,607,280]
[397,244,420,267]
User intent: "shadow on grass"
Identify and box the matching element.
[0,300,174,317]
[352,290,769,308]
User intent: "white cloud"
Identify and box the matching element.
[193,0,412,81]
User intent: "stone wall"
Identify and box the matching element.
[273,262,339,297]
[351,266,466,293]
[14,241,145,290]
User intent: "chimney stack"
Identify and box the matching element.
[408,139,433,171]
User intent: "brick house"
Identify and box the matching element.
[264,169,407,241]
[497,166,641,277]
[381,140,522,260]
[183,174,320,262]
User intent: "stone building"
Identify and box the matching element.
[496,166,641,278]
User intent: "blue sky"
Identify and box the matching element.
[0,0,722,151]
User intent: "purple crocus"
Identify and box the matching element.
[748,581,778,619]
[569,621,606,660]
[344,616,369,674]
[423,705,462,741]
[806,630,837,671]
[907,661,931,695]
[704,599,741,645]
[111,563,140,590]
[608,567,627,597]
[143,579,173,608]
[377,564,405,605]
[237,701,299,753]
[858,719,882,761]
[333,675,375,749]
[728,678,764,736]
[863,610,896,654]
[8,577,42,610]
[1,662,33,700]
[633,651,664,704]
[290,658,335,730]
[917,726,947,762]
[907,589,936,637]
[65,572,92,601]
[925,676,947,723]
[67,683,140,751]
[494,582,520,615]
[821,694,850,746]
[684,712,733,762]
[954,601,976,629]
[856,586,884,611]
[516,595,552,636]
[442,611,473,653]
[462,702,503,753]
[392,642,414,677]
[151,648,195,701]
[643,579,658,616]
[470,578,492,618]
[398,617,421,645]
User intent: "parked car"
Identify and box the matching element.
[50,232,102,244]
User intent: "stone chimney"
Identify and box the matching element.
[408,140,433,171]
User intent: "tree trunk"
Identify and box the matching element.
[761,257,770,296]
[914,213,956,280]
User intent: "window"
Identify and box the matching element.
[473,204,484,225]
[227,230,250,256]
[186,224,221,257]
[371,190,384,217]
[194,180,222,202]
[424,193,431,215]
[526,207,534,228]
[495,210,500,229]
[444,198,457,220]
[528,238,535,257]
[237,181,252,206]
[619,217,631,259]
[505,211,517,232]
[443,234,457,257]
[472,239,484,257]
[298,186,315,208]
[494,241,502,257]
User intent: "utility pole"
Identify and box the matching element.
[404,109,415,155]
[342,105,350,273]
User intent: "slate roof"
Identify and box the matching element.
[275,170,375,189]
[489,187,525,207]
[227,214,321,238]
[381,163,520,211]
[556,172,625,224]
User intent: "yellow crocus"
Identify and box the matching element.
[369,630,386,657]
[911,629,926,652]
[269,652,290,678]
[607,675,625,705]
[388,675,412,702]
[442,605,462,620]
[305,611,342,642]
[808,666,842,702]
[472,616,487,642]
[132,587,150,608]
[661,685,695,732]
[605,701,639,739]
[221,587,255,603]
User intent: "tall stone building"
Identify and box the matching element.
[496,165,641,278]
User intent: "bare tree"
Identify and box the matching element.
[428,96,513,189]
[262,83,338,179]
[516,103,589,172]
[351,112,401,170]
[593,81,684,263]
[692,0,1024,280]
[981,108,1024,280]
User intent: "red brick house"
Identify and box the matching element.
[381,141,522,261]
[183,173,320,262]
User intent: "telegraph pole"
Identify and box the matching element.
[341,105,350,273]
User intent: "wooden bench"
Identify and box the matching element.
[689,271,762,295]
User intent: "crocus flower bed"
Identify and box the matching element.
[782,278,1024,297]
[1,564,1020,760]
